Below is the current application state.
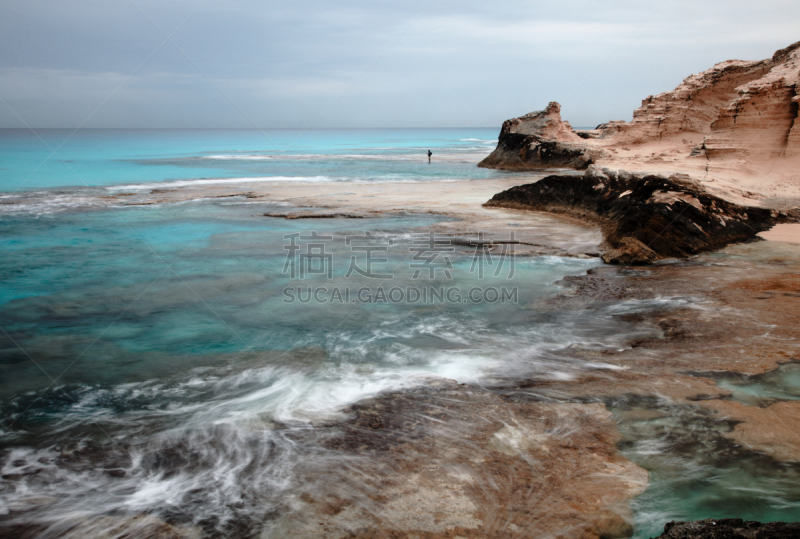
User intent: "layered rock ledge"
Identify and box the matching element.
[485,166,799,264]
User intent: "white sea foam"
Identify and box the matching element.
[603,295,701,314]
[0,282,680,536]
[113,175,341,190]
[0,336,503,535]
[0,174,470,215]
[201,153,437,162]
[0,193,105,215]
[110,175,465,191]
[203,154,276,160]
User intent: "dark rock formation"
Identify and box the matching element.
[478,102,606,170]
[484,166,799,264]
[652,518,800,539]
[478,135,596,170]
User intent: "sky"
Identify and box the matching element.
[1,0,799,129]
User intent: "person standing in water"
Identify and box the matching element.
[427,150,432,163]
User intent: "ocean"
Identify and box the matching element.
[1,129,799,538]
[0,128,505,191]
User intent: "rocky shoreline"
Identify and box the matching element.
[4,185,798,539]
[264,237,800,538]
[477,102,603,170]
[479,41,800,188]
[478,39,800,266]
[479,41,800,224]
[467,38,800,538]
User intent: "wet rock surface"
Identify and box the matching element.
[484,166,799,264]
[524,245,800,536]
[0,514,201,539]
[275,242,800,538]
[276,382,647,538]
[651,518,800,539]
[702,399,800,462]
[4,240,800,538]
[3,183,799,538]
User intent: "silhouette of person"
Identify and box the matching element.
[427,150,432,163]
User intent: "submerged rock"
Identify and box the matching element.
[652,518,800,539]
[484,166,799,264]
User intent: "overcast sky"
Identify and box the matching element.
[1,1,798,128]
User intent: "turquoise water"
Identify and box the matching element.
[0,200,611,402]
[614,395,800,539]
[620,363,800,538]
[705,363,800,406]
[0,128,503,191]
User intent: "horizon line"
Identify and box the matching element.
[0,126,505,131]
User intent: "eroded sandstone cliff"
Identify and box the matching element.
[479,40,800,210]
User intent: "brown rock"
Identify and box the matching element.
[275,383,647,538]
[701,400,800,462]
[478,102,606,170]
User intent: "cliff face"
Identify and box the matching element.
[481,41,800,262]
[501,101,584,141]
[606,59,772,145]
[702,42,800,159]
[480,41,800,186]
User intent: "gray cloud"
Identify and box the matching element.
[1,0,798,128]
